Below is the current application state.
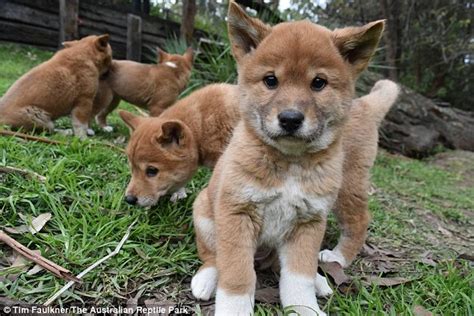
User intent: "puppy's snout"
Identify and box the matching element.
[125,195,138,205]
[278,109,305,133]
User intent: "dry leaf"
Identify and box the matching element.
[5,213,52,235]
[413,305,433,316]
[27,264,44,276]
[363,276,411,287]
[255,287,279,303]
[319,261,350,286]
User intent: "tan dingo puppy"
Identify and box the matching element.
[93,48,193,131]
[190,2,398,315]
[0,35,112,138]
[119,83,240,205]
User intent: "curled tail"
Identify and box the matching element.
[356,79,400,125]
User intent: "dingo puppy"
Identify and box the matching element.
[94,48,193,131]
[0,35,112,138]
[119,83,240,206]
[190,2,398,315]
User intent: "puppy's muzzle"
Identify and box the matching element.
[125,195,138,205]
[278,109,305,133]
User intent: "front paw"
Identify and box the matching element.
[191,267,217,301]
[315,273,333,297]
[215,288,254,316]
[86,128,95,136]
[319,249,347,267]
[102,125,114,133]
[170,187,187,203]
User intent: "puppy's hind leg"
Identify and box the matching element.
[191,188,218,301]
[319,172,371,268]
[4,106,55,133]
[71,97,94,139]
[96,94,121,133]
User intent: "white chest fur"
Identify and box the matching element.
[241,168,335,247]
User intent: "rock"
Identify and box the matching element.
[357,72,474,158]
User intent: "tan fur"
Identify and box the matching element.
[0,35,112,138]
[119,83,240,206]
[191,2,397,315]
[94,48,193,128]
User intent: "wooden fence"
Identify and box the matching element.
[0,0,209,62]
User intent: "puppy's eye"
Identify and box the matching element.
[311,77,327,91]
[263,75,278,89]
[146,166,159,177]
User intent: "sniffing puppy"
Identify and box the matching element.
[0,35,112,138]
[119,83,240,206]
[93,48,193,131]
[190,2,396,315]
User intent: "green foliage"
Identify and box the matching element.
[285,0,473,111]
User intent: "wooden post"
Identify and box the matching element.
[127,14,142,61]
[59,0,79,45]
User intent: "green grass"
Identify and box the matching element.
[1,43,473,315]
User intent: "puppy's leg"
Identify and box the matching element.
[279,220,328,316]
[2,107,55,133]
[320,172,371,268]
[191,188,218,301]
[96,94,120,132]
[71,97,94,139]
[214,205,258,316]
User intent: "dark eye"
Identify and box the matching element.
[146,166,159,177]
[263,75,278,89]
[311,77,327,91]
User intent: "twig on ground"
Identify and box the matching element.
[0,166,47,182]
[0,129,125,153]
[0,230,80,282]
[44,220,137,306]
[0,129,63,145]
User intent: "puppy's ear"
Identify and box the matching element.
[227,1,271,62]
[119,110,142,131]
[157,48,169,63]
[184,47,194,64]
[333,20,385,75]
[95,34,110,51]
[157,121,185,147]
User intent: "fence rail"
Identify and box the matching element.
[0,0,208,62]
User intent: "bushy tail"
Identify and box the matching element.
[356,79,400,125]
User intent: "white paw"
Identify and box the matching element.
[191,267,217,301]
[315,273,333,297]
[215,288,254,316]
[319,249,347,267]
[86,128,95,136]
[55,128,73,136]
[170,187,187,203]
[102,125,114,133]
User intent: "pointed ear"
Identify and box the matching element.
[227,1,271,62]
[119,110,142,131]
[157,121,185,147]
[157,48,169,63]
[95,34,110,51]
[184,47,193,64]
[333,20,385,75]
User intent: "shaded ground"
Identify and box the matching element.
[0,44,473,315]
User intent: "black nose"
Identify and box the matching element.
[278,110,305,133]
[125,195,138,205]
